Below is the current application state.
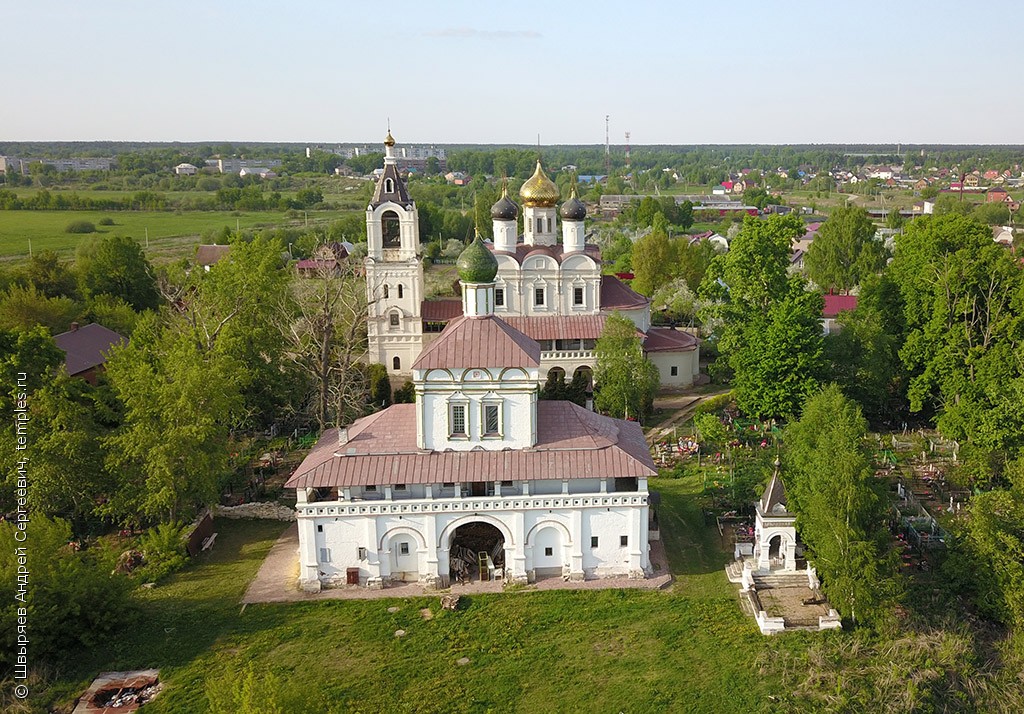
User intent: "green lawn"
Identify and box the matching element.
[41,478,809,714]
[0,209,356,262]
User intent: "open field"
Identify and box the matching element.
[0,209,358,263]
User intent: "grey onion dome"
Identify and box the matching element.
[491,190,519,220]
[456,235,499,284]
[560,187,587,221]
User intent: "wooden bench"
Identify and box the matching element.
[201,533,218,552]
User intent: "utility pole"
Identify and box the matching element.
[605,115,610,178]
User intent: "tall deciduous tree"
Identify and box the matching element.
[805,204,887,293]
[700,215,824,418]
[630,228,673,296]
[76,235,159,311]
[104,313,243,524]
[594,313,659,421]
[783,386,898,625]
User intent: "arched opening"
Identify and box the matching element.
[382,284,389,299]
[449,522,505,583]
[572,366,594,391]
[387,532,420,582]
[389,311,400,328]
[381,210,401,248]
[531,525,565,579]
[568,366,593,407]
[397,283,404,299]
[768,534,784,568]
[541,367,567,400]
[392,356,401,371]
[385,178,394,194]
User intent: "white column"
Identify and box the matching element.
[297,517,321,592]
[569,509,584,579]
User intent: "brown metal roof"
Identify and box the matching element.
[285,402,657,488]
[370,161,412,207]
[643,327,699,353]
[760,471,789,514]
[411,315,541,370]
[421,298,463,321]
[600,275,649,310]
[53,323,126,375]
[503,315,608,341]
[195,244,231,266]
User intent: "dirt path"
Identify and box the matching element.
[646,389,729,444]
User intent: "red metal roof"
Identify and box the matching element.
[642,327,699,353]
[421,298,463,321]
[600,275,649,310]
[503,314,608,341]
[285,402,657,488]
[822,294,858,318]
[412,315,541,370]
[53,323,126,375]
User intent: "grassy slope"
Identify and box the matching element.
[46,477,809,714]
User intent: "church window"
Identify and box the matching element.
[450,404,467,437]
[392,356,401,370]
[397,284,404,299]
[590,536,599,548]
[573,286,584,306]
[385,178,394,193]
[383,284,389,298]
[495,288,505,307]
[544,547,553,557]
[620,535,629,547]
[394,483,406,491]
[389,312,400,328]
[358,547,367,560]
[399,542,410,556]
[317,524,323,533]
[483,404,500,436]
[527,217,533,232]
[319,547,331,562]
[534,287,545,307]
[381,210,401,247]
[670,366,678,376]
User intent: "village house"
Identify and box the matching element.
[53,322,126,384]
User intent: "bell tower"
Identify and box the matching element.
[365,129,424,376]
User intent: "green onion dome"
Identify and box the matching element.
[456,235,499,283]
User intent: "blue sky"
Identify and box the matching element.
[4,1,1017,144]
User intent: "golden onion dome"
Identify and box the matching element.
[384,130,396,147]
[519,160,560,207]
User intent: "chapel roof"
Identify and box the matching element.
[759,469,789,515]
[411,315,541,370]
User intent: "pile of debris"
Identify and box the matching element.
[74,670,161,713]
[213,502,295,521]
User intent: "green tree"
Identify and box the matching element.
[700,215,824,418]
[76,235,159,311]
[783,386,898,625]
[594,313,659,421]
[104,313,244,524]
[805,205,886,293]
[368,363,392,409]
[0,283,80,332]
[23,250,78,299]
[630,228,673,296]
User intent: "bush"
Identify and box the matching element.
[394,380,415,403]
[0,516,131,668]
[65,220,96,234]
[367,363,391,408]
[135,522,189,583]
[98,217,115,226]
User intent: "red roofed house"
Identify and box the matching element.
[365,135,699,387]
[822,294,858,335]
[287,245,657,591]
[53,322,126,384]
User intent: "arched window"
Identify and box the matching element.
[381,210,401,247]
[389,312,400,328]
[383,284,389,298]
[385,178,394,193]
[397,284,404,299]
[393,356,401,371]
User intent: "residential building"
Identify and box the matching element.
[53,322,126,384]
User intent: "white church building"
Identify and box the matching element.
[286,236,659,591]
[365,132,700,389]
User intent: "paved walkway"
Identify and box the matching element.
[242,523,673,604]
